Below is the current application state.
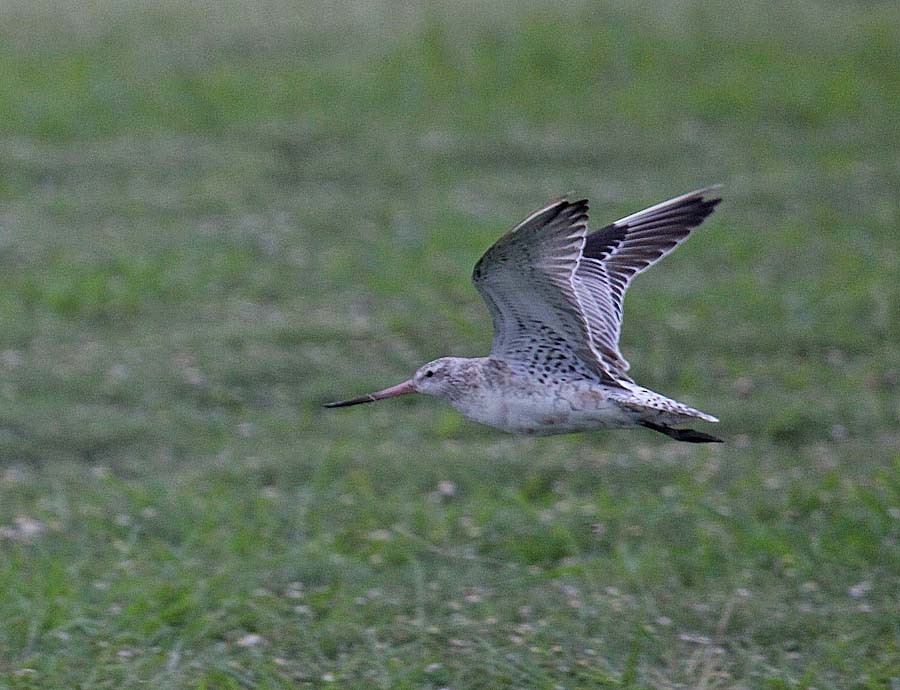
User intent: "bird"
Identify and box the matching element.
[326,187,723,443]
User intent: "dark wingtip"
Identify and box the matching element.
[680,185,722,209]
[673,190,722,228]
[696,186,723,210]
[698,196,722,222]
[548,195,590,225]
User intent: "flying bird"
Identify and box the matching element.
[326,188,723,443]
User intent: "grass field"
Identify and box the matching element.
[1,1,899,688]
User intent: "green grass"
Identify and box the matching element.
[1,1,899,688]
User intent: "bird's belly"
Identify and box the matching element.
[454,390,635,436]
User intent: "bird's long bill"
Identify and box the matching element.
[324,379,417,408]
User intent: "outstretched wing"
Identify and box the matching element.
[574,188,722,377]
[472,198,623,386]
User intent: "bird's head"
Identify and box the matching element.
[411,357,460,397]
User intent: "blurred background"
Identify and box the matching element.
[1,1,898,687]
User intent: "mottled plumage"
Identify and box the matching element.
[326,188,723,443]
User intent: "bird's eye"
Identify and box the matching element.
[425,370,434,378]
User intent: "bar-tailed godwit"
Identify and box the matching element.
[326,188,723,443]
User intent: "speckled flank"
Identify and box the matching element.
[411,356,713,436]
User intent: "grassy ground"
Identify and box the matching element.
[1,1,899,688]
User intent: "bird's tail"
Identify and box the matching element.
[618,385,719,424]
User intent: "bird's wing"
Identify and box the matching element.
[573,187,722,377]
[472,198,623,386]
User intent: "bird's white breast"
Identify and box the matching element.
[449,381,635,436]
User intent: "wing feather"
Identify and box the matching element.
[472,198,622,386]
[574,187,722,377]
